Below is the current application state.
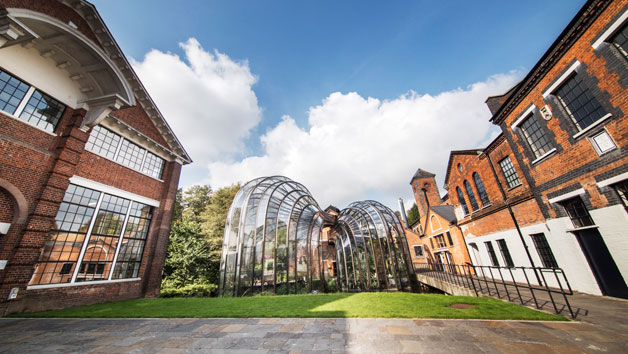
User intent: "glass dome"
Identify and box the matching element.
[218,176,417,296]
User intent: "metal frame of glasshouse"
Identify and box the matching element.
[219,176,417,296]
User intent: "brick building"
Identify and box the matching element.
[405,169,471,268]
[0,0,191,314]
[420,0,628,298]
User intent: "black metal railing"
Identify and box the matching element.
[415,262,575,318]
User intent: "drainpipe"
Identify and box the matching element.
[483,151,543,286]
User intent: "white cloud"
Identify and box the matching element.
[208,72,522,210]
[131,38,261,165]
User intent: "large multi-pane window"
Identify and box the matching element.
[496,239,514,267]
[434,235,446,249]
[464,180,479,211]
[530,233,558,268]
[562,197,594,228]
[611,22,628,59]
[29,184,153,286]
[86,125,165,179]
[112,201,152,279]
[456,187,469,215]
[0,68,65,133]
[555,74,607,131]
[485,242,499,266]
[473,172,490,206]
[520,114,554,159]
[499,156,521,188]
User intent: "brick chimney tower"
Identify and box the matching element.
[410,169,442,217]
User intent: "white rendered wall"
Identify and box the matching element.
[465,221,603,295]
[0,45,83,108]
[590,204,628,283]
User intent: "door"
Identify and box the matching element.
[575,228,628,299]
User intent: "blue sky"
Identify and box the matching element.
[92,0,585,210]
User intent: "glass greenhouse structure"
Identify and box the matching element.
[219,176,417,296]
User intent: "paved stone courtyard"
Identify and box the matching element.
[0,316,626,353]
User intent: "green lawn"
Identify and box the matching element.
[11,292,567,321]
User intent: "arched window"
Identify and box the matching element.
[473,172,490,206]
[456,187,469,215]
[464,180,479,211]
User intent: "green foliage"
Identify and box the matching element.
[200,184,241,285]
[162,183,241,292]
[407,203,420,226]
[160,283,218,298]
[162,220,211,288]
[182,185,213,223]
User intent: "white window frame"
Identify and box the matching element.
[592,8,628,49]
[412,245,425,258]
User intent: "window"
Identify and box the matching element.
[85,125,166,179]
[85,125,120,159]
[456,187,469,215]
[562,197,594,228]
[496,239,514,267]
[29,184,154,286]
[464,180,479,211]
[614,180,628,212]
[413,245,424,257]
[430,238,435,249]
[610,21,628,59]
[434,235,446,249]
[519,114,554,159]
[485,242,499,266]
[499,157,521,188]
[555,73,607,131]
[116,139,146,171]
[0,68,65,133]
[473,172,490,206]
[530,233,558,268]
[446,231,453,246]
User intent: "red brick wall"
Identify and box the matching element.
[498,0,628,215]
[0,190,13,224]
[76,151,165,201]
[111,105,171,149]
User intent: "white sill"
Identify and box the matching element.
[27,277,141,290]
[85,150,165,183]
[573,113,612,139]
[0,110,58,137]
[565,225,599,233]
[480,204,492,210]
[507,183,522,191]
[531,148,557,165]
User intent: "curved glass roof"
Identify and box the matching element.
[219,176,417,296]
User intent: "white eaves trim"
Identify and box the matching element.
[597,171,628,188]
[511,104,536,129]
[592,9,628,49]
[547,188,585,204]
[542,61,581,98]
[69,175,160,207]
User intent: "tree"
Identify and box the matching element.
[182,185,213,222]
[407,203,420,226]
[162,219,211,288]
[162,183,240,289]
[200,184,240,284]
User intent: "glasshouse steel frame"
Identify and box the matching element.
[219,176,417,296]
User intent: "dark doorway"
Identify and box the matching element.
[574,228,628,299]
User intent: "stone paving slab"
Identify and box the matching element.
[0,317,627,353]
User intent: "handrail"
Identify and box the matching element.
[414,262,575,318]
